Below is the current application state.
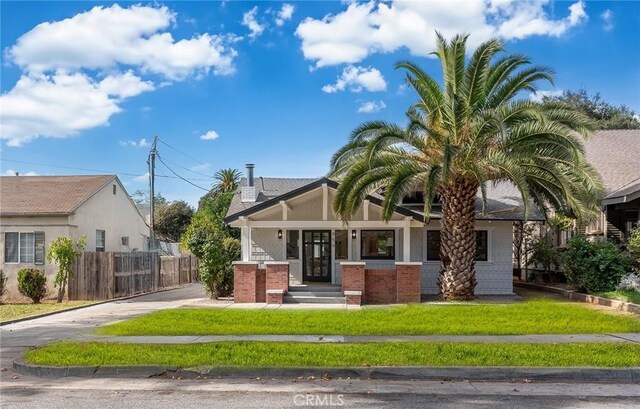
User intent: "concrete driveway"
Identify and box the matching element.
[0,284,207,374]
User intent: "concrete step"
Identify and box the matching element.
[287,291,343,297]
[284,295,346,304]
[288,285,342,293]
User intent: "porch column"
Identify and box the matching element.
[395,262,421,303]
[403,217,412,262]
[233,261,259,303]
[265,261,289,304]
[341,262,365,305]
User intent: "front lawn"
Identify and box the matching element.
[596,291,640,305]
[25,341,640,368]
[96,299,640,336]
[0,301,95,322]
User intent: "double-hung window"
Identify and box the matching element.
[96,230,106,252]
[426,230,489,261]
[4,232,45,264]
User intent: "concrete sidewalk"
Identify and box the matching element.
[80,333,640,344]
[0,284,207,376]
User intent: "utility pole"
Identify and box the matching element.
[148,136,158,252]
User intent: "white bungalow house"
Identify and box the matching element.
[0,175,149,299]
[224,165,543,303]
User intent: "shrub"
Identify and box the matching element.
[0,270,7,303]
[617,273,640,292]
[17,268,47,304]
[47,236,86,303]
[531,236,561,274]
[562,236,633,293]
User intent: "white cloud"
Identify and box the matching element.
[529,89,564,102]
[242,6,265,39]
[276,4,295,26]
[131,172,149,183]
[600,9,614,31]
[357,100,386,113]
[296,0,588,68]
[98,71,154,99]
[120,138,150,148]
[190,163,212,172]
[3,170,39,176]
[200,130,220,141]
[7,4,238,79]
[322,65,387,93]
[0,72,126,147]
[1,4,240,146]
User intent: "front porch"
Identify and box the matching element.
[232,260,422,306]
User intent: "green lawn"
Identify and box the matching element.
[25,341,640,368]
[0,301,95,322]
[96,299,640,336]
[596,291,640,304]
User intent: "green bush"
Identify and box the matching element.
[0,270,7,303]
[17,268,47,304]
[562,236,633,293]
[531,236,561,274]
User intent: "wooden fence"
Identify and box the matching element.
[68,252,198,301]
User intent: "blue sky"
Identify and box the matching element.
[1,1,639,206]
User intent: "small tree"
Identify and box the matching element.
[531,236,561,281]
[0,270,7,304]
[182,213,239,298]
[47,236,86,303]
[513,221,537,280]
[154,200,194,242]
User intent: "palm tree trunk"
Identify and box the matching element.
[438,178,478,300]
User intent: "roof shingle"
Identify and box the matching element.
[0,175,115,215]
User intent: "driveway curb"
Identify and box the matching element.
[13,359,640,383]
[0,285,190,326]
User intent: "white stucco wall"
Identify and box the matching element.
[0,216,71,299]
[69,179,148,252]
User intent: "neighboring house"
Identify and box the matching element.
[224,165,543,300]
[0,175,149,298]
[582,130,640,242]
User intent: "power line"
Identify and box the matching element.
[158,138,212,169]
[160,156,214,178]
[156,154,210,191]
[0,158,213,182]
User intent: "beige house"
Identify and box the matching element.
[0,175,148,298]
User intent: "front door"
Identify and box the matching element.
[302,230,331,282]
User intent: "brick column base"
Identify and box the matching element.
[233,262,259,303]
[341,262,366,293]
[265,262,289,304]
[395,262,422,303]
[344,290,362,305]
[267,289,285,304]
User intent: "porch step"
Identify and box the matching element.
[284,294,346,304]
[288,284,342,293]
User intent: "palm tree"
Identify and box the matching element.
[330,33,603,300]
[212,168,242,194]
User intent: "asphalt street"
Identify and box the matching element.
[2,377,639,408]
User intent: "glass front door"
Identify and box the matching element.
[302,230,331,282]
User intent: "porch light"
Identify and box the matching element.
[277,229,283,239]
[352,230,357,239]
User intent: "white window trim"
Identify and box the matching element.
[4,232,36,264]
[96,230,106,252]
[423,227,494,264]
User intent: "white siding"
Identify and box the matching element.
[420,220,514,295]
[250,228,283,262]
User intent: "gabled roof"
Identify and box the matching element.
[0,175,116,216]
[224,176,544,223]
[583,129,640,199]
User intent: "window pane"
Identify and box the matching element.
[286,230,299,259]
[335,230,348,260]
[96,230,105,252]
[361,230,394,260]
[426,230,441,261]
[20,232,34,263]
[4,232,18,263]
[34,231,45,265]
[475,230,488,261]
